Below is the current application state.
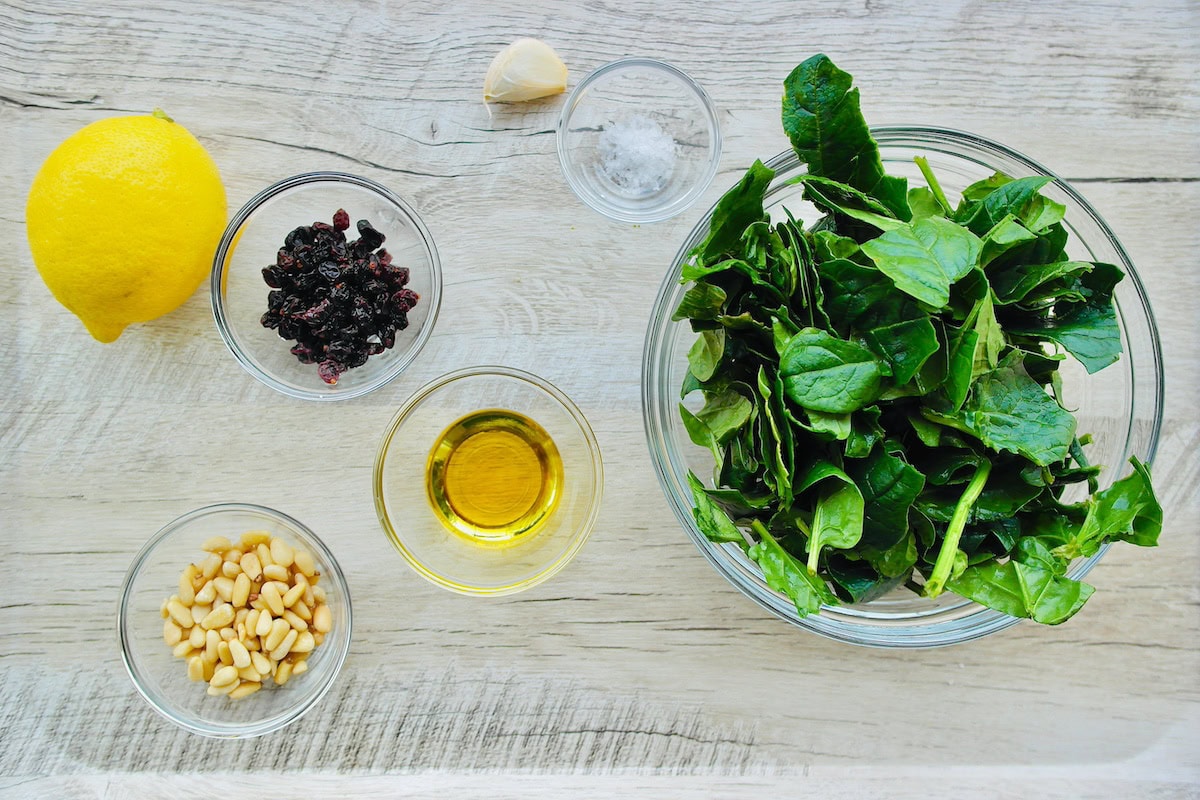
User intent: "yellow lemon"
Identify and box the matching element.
[26,109,227,342]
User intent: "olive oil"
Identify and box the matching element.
[425,409,563,546]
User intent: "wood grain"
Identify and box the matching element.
[2,0,1199,796]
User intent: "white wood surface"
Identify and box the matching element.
[2,0,1198,797]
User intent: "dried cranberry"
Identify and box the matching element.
[332,208,350,231]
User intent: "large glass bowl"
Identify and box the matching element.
[642,126,1164,647]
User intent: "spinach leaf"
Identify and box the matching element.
[672,282,726,321]
[694,160,775,264]
[1051,457,1161,559]
[781,54,910,220]
[947,557,1094,624]
[795,461,865,573]
[847,448,927,550]
[864,316,940,386]
[860,216,983,308]
[779,328,883,414]
[747,521,839,617]
[686,472,748,545]
[927,352,1076,466]
[687,329,724,382]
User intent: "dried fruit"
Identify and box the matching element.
[259,209,418,385]
[483,38,568,103]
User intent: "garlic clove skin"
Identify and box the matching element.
[483,38,568,103]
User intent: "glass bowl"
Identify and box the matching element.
[118,503,352,737]
[211,171,442,401]
[374,366,603,595]
[642,126,1164,647]
[557,58,721,224]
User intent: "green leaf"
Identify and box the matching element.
[967,293,1005,378]
[991,260,1093,306]
[845,405,885,458]
[948,558,1094,625]
[671,282,726,321]
[747,521,838,617]
[795,461,865,572]
[816,258,897,331]
[756,368,795,506]
[860,216,983,307]
[694,160,775,263]
[928,352,1077,466]
[980,214,1038,268]
[942,322,978,411]
[686,472,747,544]
[779,328,883,414]
[1052,457,1162,559]
[963,175,1065,235]
[864,317,940,386]
[793,175,904,231]
[781,54,909,219]
[687,329,724,382]
[862,531,919,579]
[847,448,927,550]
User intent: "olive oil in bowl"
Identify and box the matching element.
[425,409,563,546]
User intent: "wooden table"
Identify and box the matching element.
[3,1,1198,796]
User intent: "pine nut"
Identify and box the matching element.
[217,640,233,666]
[256,543,273,567]
[172,641,194,658]
[245,609,260,636]
[262,564,289,583]
[269,537,294,568]
[282,610,307,631]
[190,603,210,625]
[293,549,316,577]
[210,664,239,686]
[312,585,327,604]
[275,660,294,686]
[187,656,204,682]
[222,548,243,564]
[232,573,252,608]
[163,620,183,646]
[207,682,238,696]
[200,554,222,579]
[282,582,305,608]
[261,582,285,616]
[205,629,220,661]
[160,598,170,619]
[265,618,290,651]
[292,659,308,676]
[213,577,235,604]
[269,629,298,662]
[178,566,197,605]
[202,536,233,553]
[240,552,262,581]
[219,626,237,642]
[241,530,272,549]
[167,600,193,629]
[221,560,242,579]
[201,655,216,682]
[237,665,261,682]
[194,580,217,605]
[292,600,312,621]
[313,603,332,633]
[292,631,315,653]
[229,681,261,699]
[251,650,271,676]
[188,624,206,649]
[229,638,251,669]
[201,603,235,630]
[256,609,273,638]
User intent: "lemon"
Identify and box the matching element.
[483,38,568,103]
[26,109,227,342]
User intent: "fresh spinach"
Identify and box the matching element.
[675,53,1160,626]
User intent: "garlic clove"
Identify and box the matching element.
[483,38,568,103]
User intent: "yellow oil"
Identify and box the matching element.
[425,409,563,546]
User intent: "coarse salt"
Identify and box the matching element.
[596,115,678,196]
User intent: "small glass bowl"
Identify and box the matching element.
[374,366,603,595]
[118,503,352,737]
[557,58,721,223]
[642,127,1165,647]
[211,172,442,401]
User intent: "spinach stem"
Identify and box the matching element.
[922,459,992,598]
[915,155,953,216]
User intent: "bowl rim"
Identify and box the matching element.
[210,170,443,402]
[117,502,353,738]
[556,56,723,224]
[373,364,604,596]
[641,124,1165,647]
